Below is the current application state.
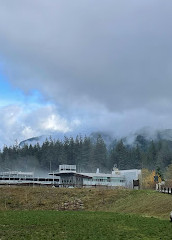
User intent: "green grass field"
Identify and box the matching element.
[0,187,172,239]
[0,211,171,240]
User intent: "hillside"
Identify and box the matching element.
[0,187,171,219]
[2,128,172,175]
[19,128,172,147]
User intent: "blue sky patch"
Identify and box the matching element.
[0,73,45,107]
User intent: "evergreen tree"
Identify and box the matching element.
[115,140,127,169]
[147,141,157,169]
[93,135,107,170]
[133,144,142,169]
[81,136,92,170]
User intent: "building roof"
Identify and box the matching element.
[0,171,34,176]
[49,172,92,179]
[81,172,125,178]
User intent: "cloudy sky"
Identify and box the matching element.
[0,0,172,146]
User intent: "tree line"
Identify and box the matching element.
[0,134,172,174]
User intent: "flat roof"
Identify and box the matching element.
[81,173,125,178]
[49,172,92,179]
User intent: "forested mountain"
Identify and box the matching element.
[1,131,172,174]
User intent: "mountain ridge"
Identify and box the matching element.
[19,128,172,148]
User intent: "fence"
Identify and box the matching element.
[158,187,172,194]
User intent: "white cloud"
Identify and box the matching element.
[1,0,172,112]
[0,0,172,143]
[21,126,35,140]
[41,114,71,133]
[0,103,75,147]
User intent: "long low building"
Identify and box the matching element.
[49,165,141,189]
[0,171,59,186]
[0,165,141,188]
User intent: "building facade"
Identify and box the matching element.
[50,165,141,188]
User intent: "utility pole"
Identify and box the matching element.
[53,171,55,187]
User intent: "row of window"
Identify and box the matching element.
[60,177,124,184]
[92,178,125,182]
[61,169,76,171]
[61,177,81,184]
[62,179,72,183]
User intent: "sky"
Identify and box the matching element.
[0,0,172,147]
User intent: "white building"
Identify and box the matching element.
[82,168,125,188]
[50,165,141,189]
[0,171,59,186]
[0,165,141,188]
[116,169,141,188]
[0,171,34,178]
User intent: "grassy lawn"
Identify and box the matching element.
[0,187,172,219]
[0,211,171,240]
[0,187,172,239]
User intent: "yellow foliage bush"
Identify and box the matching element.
[141,169,161,189]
